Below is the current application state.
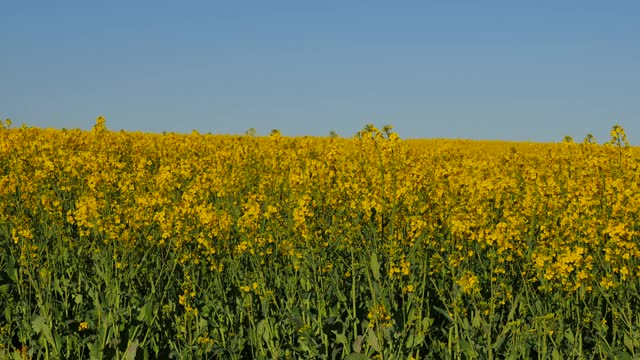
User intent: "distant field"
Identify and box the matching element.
[1,119,640,359]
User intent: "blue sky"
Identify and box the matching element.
[1,1,639,143]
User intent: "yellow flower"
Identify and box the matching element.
[456,271,480,295]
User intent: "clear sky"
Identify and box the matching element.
[1,1,639,143]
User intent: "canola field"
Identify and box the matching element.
[1,118,640,359]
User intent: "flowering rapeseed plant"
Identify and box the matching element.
[1,118,640,358]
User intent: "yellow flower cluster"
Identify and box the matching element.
[456,271,480,295]
[367,303,393,329]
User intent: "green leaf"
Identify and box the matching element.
[564,328,575,344]
[353,335,364,353]
[74,294,83,305]
[472,311,481,328]
[616,351,634,360]
[460,339,478,357]
[32,315,47,333]
[597,339,611,354]
[3,304,11,322]
[367,328,381,353]
[461,317,471,331]
[136,302,153,324]
[257,319,271,342]
[433,306,453,322]
[335,333,349,346]
[6,268,17,283]
[624,333,634,353]
[125,339,139,360]
[421,317,433,331]
[405,333,424,349]
[345,353,370,360]
[88,340,102,360]
[198,317,208,331]
[370,252,380,281]
[32,315,55,348]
